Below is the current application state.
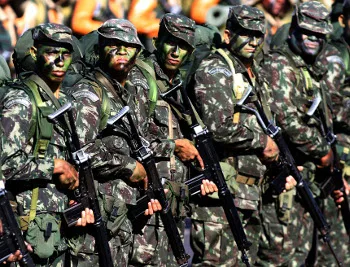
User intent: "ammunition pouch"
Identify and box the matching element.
[164,180,190,218]
[25,213,66,259]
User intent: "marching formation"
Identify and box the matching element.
[0,1,349,267]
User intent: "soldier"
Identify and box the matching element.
[188,5,297,266]
[66,19,164,266]
[0,23,94,266]
[260,1,344,265]
[127,13,218,266]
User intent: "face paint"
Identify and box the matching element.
[36,45,72,84]
[343,15,350,45]
[102,40,138,75]
[295,30,325,57]
[157,36,191,72]
[228,31,263,59]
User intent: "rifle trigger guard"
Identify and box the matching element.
[325,131,336,145]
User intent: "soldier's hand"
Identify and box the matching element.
[129,161,147,183]
[318,149,334,168]
[260,136,279,164]
[76,208,95,227]
[333,179,350,205]
[2,243,33,264]
[201,179,218,196]
[175,139,204,169]
[144,199,162,216]
[283,166,302,192]
[54,159,79,190]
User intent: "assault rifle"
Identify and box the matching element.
[306,93,350,240]
[236,86,342,266]
[0,181,35,266]
[107,106,189,267]
[159,80,252,267]
[48,103,113,267]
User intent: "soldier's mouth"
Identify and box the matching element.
[167,58,180,65]
[52,71,66,77]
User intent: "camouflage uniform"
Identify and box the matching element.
[259,2,343,266]
[189,6,270,266]
[316,4,350,265]
[0,24,75,266]
[66,19,143,267]
[127,14,196,267]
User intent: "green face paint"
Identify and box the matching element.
[228,31,263,59]
[102,39,138,75]
[36,45,72,84]
[157,36,191,72]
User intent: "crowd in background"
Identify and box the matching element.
[0,0,340,75]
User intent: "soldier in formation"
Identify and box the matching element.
[1,2,350,267]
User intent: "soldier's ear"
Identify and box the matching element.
[29,46,37,61]
[339,14,346,28]
[223,29,232,45]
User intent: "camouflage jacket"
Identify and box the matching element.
[328,38,350,138]
[262,42,337,165]
[1,74,69,213]
[69,68,139,206]
[128,54,188,184]
[189,48,270,214]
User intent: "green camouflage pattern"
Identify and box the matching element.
[67,69,141,266]
[33,23,74,49]
[295,1,333,35]
[128,54,189,266]
[97,19,143,48]
[227,5,266,34]
[189,46,271,264]
[159,13,195,48]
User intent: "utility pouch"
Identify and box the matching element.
[164,180,190,218]
[25,213,67,259]
[277,189,296,224]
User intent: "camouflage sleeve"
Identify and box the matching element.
[325,53,350,135]
[129,67,176,158]
[1,89,54,180]
[264,54,329,159]
[192,56,267,152]
[70,82,137,181]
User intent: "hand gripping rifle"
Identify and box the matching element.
[160,80,252,267]
[0,181,35,266]
[48,103,114,267]
[306,93,350,242]
[236,86,342,267]
[107,106,189,266]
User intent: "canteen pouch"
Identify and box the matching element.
[26,213,66,258]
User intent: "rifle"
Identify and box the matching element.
[236,86,342,266]
[107,106,190,267]
[159,80,252,267]
[48,103,114,267]
[0,181,35,266]
[306,93,350,240]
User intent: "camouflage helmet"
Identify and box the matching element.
[97,19,144,48]
[159,13,195,48]
[294,1,333,35]
[32,23,74,49]
[226,5,266,34]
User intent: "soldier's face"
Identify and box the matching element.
[294,29,325,57]
[341,14,350,44]
[102,39,139,74]
[35,44,72,84]
[157,36,191,71]
[225,29,264,59]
